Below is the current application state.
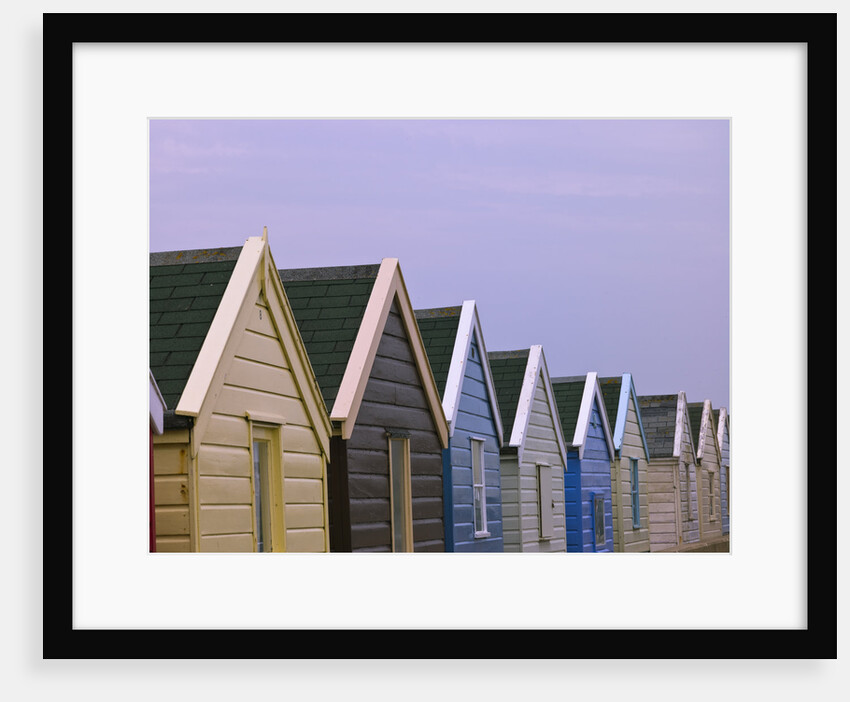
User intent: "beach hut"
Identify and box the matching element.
[714,408,731,536]
[637,392,700,551]
[149,233,334,552]
[415,302,504,552]
[551,373,616,553]
[487,347,568,553]
[599,374,652,553]
[279,259,449,552]
[688,400,724,545]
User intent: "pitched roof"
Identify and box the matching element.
[278,264,380,412]
[550,375,587,443]
[149,246,242,408]
[487,349,530,443]
[637,394,680,458]
[414,306,463,397]
[599,374,651,460]
[598,376,623,436]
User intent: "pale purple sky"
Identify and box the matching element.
[149,119,730,411]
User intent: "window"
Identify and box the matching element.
[471,438,488,537]
[593,493,605,550]
[537,463,553,539]
[252,436,274,553]
[630,457,641,528]
[251,424,283,553]
[685,462,694,519]
[388,435,413,552]
[708,471,716,519]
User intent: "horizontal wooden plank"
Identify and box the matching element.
[200,533,254,553]
[284,503,325,530]
[283,451,325,479]
[286,528,326,553]
[155,505,189,535]
[198,443,251,477]
[153,443,189,476]
[235,328,289,368]
[154,475,189,505]
[225,356,299,398]
[155,535,191,552]
[215,386,310,427]
[154,429,189,445]
[246,301,276,337]
[199,504,253,535]
[282,424,321,454]
[284,477,324,504]
[205,414,250,448]
[199,475,252,505]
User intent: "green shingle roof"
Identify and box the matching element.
[637,395,679,458]
[414,306,462,397]
[550,376,587,445]
[598,376,623,436]
[278,264,380,412]
[149,246,242,409]
[687,402,704,448]
[487,350,530,443]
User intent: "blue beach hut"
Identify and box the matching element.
[551,373,616,552]
[415,302,504,552]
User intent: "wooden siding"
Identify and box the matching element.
[195,294,329,552]
[719,422,730,535]
[504,379,566,552]
[611,396,651,552]
[344,300,444,552]
[697,420,724,544]
[152,429,192,552]
[646,457,680,552]
[679,425,700,545]
[565,399,613,552]
[447,334,503,552]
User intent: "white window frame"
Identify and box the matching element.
[471,437,489,538]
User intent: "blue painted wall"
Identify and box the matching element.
[564,397,614,552]
[444,334,504,552]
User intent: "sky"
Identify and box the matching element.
[149,118,730,411]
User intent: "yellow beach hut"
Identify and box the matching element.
[149,232,333,552]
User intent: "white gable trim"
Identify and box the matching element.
[624,373,653,462]
[716,406,728,452]
[673,391,695,459]
[330,258,448,447]
[509,346,568,467]
[572,372,616,461]
[149,369,166,435]
[176,236,265,417]
[441,300,504,446]
[612,375,631,451]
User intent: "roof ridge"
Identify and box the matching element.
[488,349,530,359]
[150,246,243,266]
[414,306,462,319]
[279,263,381,281]
[551,375,587,383]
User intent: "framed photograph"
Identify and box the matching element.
[48,12,836,658]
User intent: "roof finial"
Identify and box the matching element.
[262,226,268,242]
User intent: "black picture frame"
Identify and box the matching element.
[46,12,836,659]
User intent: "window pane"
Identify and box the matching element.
[253,440,269,552]
[390,439,408,551]
[594,494,605,547]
